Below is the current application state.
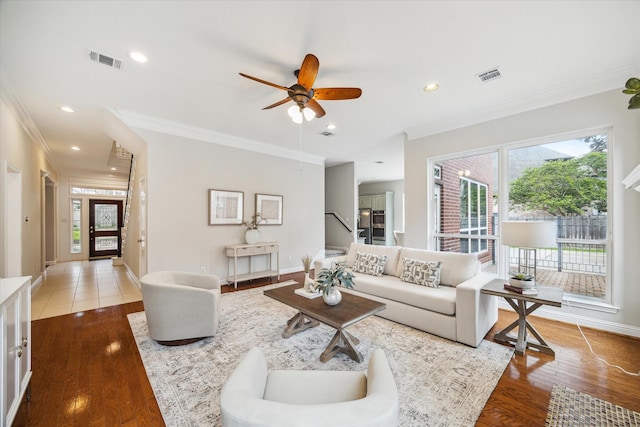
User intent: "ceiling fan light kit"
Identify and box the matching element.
[240,53,362,122]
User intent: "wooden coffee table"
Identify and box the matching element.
[263,284,386,363]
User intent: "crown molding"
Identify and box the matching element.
[112,110,325,166]
[0,69,58,171]
[405,64,638,141]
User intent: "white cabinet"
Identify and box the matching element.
[371,194,386,211]
[1,276,32,427]
[359,195,372,209]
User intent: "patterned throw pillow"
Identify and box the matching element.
[352,251,387,277]
[400,258,442,287]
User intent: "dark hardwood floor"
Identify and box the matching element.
[13,271,640,426]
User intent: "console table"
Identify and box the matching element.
[225,242,280,288]
[481,278,563,356]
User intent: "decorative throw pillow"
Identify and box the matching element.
[400,258,442,287]
[352,251,387,277]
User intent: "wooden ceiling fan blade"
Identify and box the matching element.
[313,87,362,100]
[239,73,290,92]
[297,54,319,91]
[306,99,326,118]
[262,98,292,110]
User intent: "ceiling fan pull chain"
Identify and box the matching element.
[299,122,303,171]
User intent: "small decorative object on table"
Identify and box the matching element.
[508,271,535,289]
[504,284,538,295]
[300,254,316,292]
[315,262,356,306]
[242,213,265,244]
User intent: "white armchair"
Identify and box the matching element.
[220,347,399,427]
[140,270,221,345]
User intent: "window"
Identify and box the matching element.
[71,186,127,196]
[71,199,82,254]
[459,178,488,254]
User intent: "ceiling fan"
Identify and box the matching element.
[239,54,362,122]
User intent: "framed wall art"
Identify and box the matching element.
[256,193,283,225]
[209,189,244,225]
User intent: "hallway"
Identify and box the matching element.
[31,259,142,320]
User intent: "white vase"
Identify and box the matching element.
[323,286,342,306]
[245,229,260,244]
[509,278,536,289]
[304,273,315,292]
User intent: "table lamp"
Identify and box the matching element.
[501,221,556,286]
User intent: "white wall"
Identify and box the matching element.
[405,89,640,335]
[359,180,404,232]
[139,129,324,280]
[0,95,57,280]
[325,163,357,249]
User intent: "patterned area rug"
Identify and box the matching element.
[546,384,640,426]
[127,281,513,426]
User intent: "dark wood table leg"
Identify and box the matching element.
[494,296,552,355]
[319,329,363,363]
[282,311,319,339]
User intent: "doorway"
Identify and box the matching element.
[89,199,123,260]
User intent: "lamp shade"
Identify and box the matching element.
[501,221,556,248]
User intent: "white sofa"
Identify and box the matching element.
[220,347,398,427]
[315,242,498,347]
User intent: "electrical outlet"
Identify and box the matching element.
[200,266,206,273]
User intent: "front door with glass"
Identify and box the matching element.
[89,199,122,259]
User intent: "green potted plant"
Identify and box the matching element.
[242,213,265,244]
[508,271,535,289]
[623,77,640,110]
[315,262,356,305]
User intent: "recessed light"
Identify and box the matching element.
[60,106,74,113]
[129,51,148,63]
[326,124,336,130]
[424,83,439,92]
[110,167,117,171]
[71,146,80,151]
[374,160,384,164]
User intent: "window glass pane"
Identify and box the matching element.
[459,180,468,229]
[94,204,118,231]
[470,182,478,228]
[71,199,81,254]
[480,186,487,227]
[95,236,118,251]
[507,134,608,299]
[71,186,126,196]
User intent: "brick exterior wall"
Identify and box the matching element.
[435,154,494,265]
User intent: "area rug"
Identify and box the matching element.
[128,281,513,426]
[546,384,640,426]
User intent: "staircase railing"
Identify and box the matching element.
[120,155,136,256]
[325,212,353,233]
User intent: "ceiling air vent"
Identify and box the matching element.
[320,131,335,137]
[88,50,123,70]
[476,67,501,83]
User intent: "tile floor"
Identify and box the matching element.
[31,259,142,320]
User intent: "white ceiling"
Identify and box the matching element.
[1,1,638,183]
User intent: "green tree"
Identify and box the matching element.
[509,152,607,216]
[582,135,607,152]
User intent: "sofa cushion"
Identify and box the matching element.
[352,251,387,276]
[351,271,457,316]
[400,258,441,287]
[395,249,479,287]
[346,242,401,276]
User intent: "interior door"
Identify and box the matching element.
[138,176,147,278]
[89,199,123,259]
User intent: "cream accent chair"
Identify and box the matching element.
[220,347,399,427]
[140,271,221,345]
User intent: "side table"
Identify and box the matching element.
[481,278,563,356]
[225,242,280,289]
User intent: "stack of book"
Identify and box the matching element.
[504,284,538,295]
